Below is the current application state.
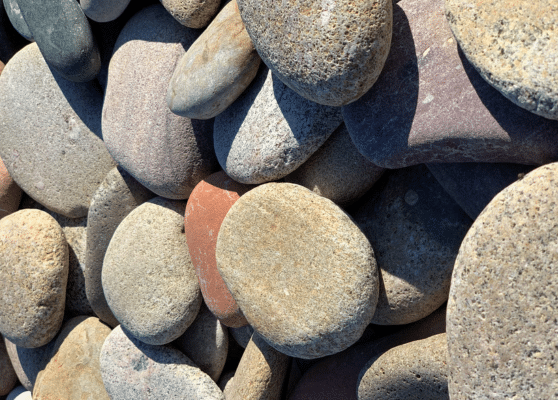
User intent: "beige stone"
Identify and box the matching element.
[160,0,220,28]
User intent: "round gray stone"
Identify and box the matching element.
[214,67,343,184]
[4,337,55,392]
[2,0,32,41]
[160,0,221,29]
[103,197,202,345]
[81,0,131,22]
[216,182,379,359]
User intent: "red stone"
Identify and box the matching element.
[0,157,22,219]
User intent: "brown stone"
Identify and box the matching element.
[0,156,21,219]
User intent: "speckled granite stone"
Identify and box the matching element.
[2,0,32,40]
[447,162,558,399]
[0,157,21,220]
[81,0,131,22]
[4,337,54,391]
[160,0,221,28]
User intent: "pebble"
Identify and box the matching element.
[0,335,17,396]
[80,0,131,22]
[167,0,261,120]
[0,42,116,218]
[102,4,217,199]
[237,0,392,106]
[2,0,32,40]
[100,325,225,400]
[4,337,54,391]
[32,316,111,400]
[0,209,68,348]
[160,0,220,28]
[185,170,252,328]
[214,66,343,184]
[447,162,558,398]
[445,0,558,120]
[102,197,202,345]
[0,157,21,219]
[216,182,378,359]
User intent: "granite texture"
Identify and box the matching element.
[81,0,131,22]
[2,0,32,40]
[160,0,221,28]
[0,157,21,219]
[4,337,54,391]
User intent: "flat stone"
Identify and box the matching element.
[351,165,471,325]
[214,67,343,184]
[85,166,154,328]
[100,325,224,399]
[167,0,260,120]
[33,316,111,400]
[447,163,558,399]
[160,0,220,28]
[0,335,17,396]
[0,156,21,219]
[285,123,385,206]
[0,43,116,218]
[357,333,449,400]
[237,0,392,106]
[343,0,558,168]
[81,0,131,22]
[446,0,558,120]
[4,337,54,391]
[102,4,217,199]
[0,209,68,348]
[185,170,252,328]
[216,182,378,359]
[2,0,32,40]
[17,0,100,82]
[103,197,202,345]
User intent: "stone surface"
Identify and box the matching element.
[237,0,392,106]
[445,0,558,120]
[160,0,220,28]
[351,165,471,325]
[343,0,558,168]
[85,166,155,328]
[0,335,17,396]
[17,0,100,82]
[0,157,21,219]
[216,182,378,359]
[0,209,68,348]
[81,0,131,22]
[4,337,54,391]
[33,316,111,400]
[185,170,252,328]
[2,0,32,40]
[357,333,449,400]
[168,0,260,120]
[0,43,116,218]
[0,0,27,64]
[101,325,225,399]
[103,197,202,345]
[102,4,217,199]
[229,324,254,349]
[214,67,343,184]
[6,386,30,400]
[285,123,385,206]
[447,163,558,399]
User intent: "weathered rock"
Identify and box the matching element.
[0,209,68,348]
[216,182,378,359]
[168,0,260,120]
[0,157,21,219]
[351,165,471,325]
[343,0,558,168]
[447,163,558,399]
[160,0,220,28]
[214,67,343,184]
[0,335,17,396]
[4,337,54,391]
[81,0,131,22]
[2,0,32,40]
[102,4,217,199]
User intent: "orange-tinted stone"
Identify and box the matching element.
[0,156,22,219]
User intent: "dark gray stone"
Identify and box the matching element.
[2,0,32,41]
[81,0,131,22]
[0,0,28,64]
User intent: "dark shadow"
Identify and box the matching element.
[7,337,55,389]
[0,0,29,64]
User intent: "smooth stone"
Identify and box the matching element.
[426,162,535,220]
[81,0,131,22]
[445,0,558,120]
[85,166,155,328]
[4,337,54,391]
[237,0,392,106]
[160,0,220,28]
[216,182,378,359]
[357,333,449,400]
[0,336,17,396]
[103,197,202,345]
[0,209,68,348]
[285,123,385,206]
[230,324,254,349]
[447,163,558,398]
[173,302,229,382]
[17,0,100,82]
[343,0,558,168]
[214,67,343,184]
[185,170,252,328]
[101,325,224,399]
[351,165,471,325]
[0,0,27,64]
[0,157,21,219]
[0,43,116,218]
[2,0,32,40]
[102,4,217,199]
[6,386,30,400]
[33,316,111,400]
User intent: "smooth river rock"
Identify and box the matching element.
[2,0,32,41]
[0,157,21,219]
[160,0,221,28]
[81,0,131,22]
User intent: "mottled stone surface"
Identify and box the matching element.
[103,197,201,345]
[0,335,17,396]
[86,166,154,328]
[0,209,68,348]
[214,67,343,184]
[447,163,558,399]
[2,0,32,40]
[101,325,224,399]
[168,0,260,120]
[446,0,558,120]
[81,0,131,22]
[351,165,471,325]
[216,183,378,359]
[343,0,558,168]
[4,337,54,391]
[160,0,220,28]
[285,124,385,206]
[185,170,252,328]
[0,157,21,219]
[102,4,217,199]
[358,333,449,400]
[0,43,116,218]
[237,0,392,106]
